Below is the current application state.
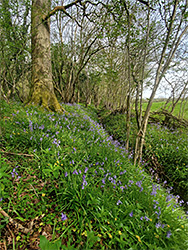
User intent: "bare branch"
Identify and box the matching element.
[43,0,109,22]
[137,0,155,10]
[43,1,82,27]
[43,0,81,20]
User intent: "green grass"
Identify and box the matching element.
[142,101,188,120]
[0,100,188,250]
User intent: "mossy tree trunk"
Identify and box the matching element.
[29,0,64,112]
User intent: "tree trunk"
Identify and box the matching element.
[29,0,64,112]
[0,79,2,136]
[124,2,131,152]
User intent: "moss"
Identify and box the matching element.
[28,80,65,113]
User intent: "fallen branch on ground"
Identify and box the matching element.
[0,149,33,157]
[0,207,33,234]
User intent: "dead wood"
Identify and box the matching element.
[150,109,188,129]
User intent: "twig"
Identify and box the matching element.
[0,207,33,234]
[3,239,7,250]
[0,149,33,157]
[7,224,15,249]
[29,184,39,198]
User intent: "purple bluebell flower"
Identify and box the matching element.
[151,188,157,196]
[73,170,78,175]
[155,222,161,228]
[118,180,122,185]
[61,212,67,221]
[128,180,134,185]
[82,179,88,189]
[102,179,105,184]
[166,231,171,238]
[65,172,68,177]
[117,200,122,205]
[120,170,126,175]
[145,216,150,221]
[129,211,133,217]
[136,181,142,188]
[29,120,33,132]
[11,166,19,178]
[84,167,88,174]
[153,200,159,204]
[39,125,44,130]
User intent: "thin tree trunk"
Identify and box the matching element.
[133,7,150,164]
[179,94,187,119]
[123,2,131,151]
[170,82,187,114]
[134,0,182,164]
[0,79,2,136]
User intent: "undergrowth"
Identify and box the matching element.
[144,123,188,204]
[0,100,188,250]
[100,109,188,206]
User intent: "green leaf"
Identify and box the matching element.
[42,169,52,176]
[39,236,62,250]
[39,235,49,250]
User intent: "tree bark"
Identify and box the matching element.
[123,1,131,152]
[29,0,64,112]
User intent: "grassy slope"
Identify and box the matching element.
[0,101,188,250]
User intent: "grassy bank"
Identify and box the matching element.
[0,100,188,249]
[100,108,188,206]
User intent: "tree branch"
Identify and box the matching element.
[43,0,108,23]
[137,0,155,10]
[43,0,82,21]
